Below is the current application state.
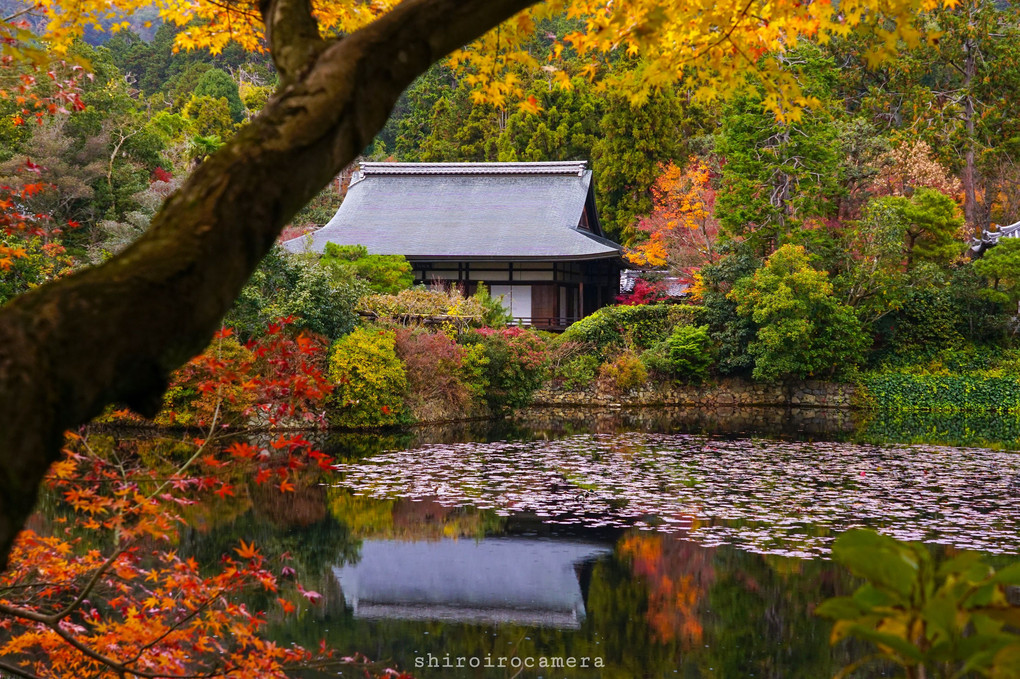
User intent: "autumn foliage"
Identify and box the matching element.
[619,532,714,648]
[0,319,413,679]
[628,159,721,283]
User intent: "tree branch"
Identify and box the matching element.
[259,0,326,85]
[0,658,45,679]
[0,0,539,569]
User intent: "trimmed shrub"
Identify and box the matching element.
[666,325,714,381]
[562,303,676,351]
[320,243,414,294]
[328,328,408,427]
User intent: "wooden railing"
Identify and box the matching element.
[512,316,580,331]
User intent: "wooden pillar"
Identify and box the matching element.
[578,281,584,320]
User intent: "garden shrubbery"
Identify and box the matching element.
[357,285,507,327]
[200,234,1020,425]
[328,327,409,427]
[642,324,715,382]
[394,327,472,421]
[227,246,365,341]
[462,327,550,413]
[561,303,675,351]
[598,351,648,393]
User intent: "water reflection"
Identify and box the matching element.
[334,538,611,628]
[332,433,1020,556]
[91,409,1020,677]
[264,519,867,678]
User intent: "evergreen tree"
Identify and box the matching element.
[194,68,244,123]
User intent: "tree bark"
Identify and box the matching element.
[0,0,537,568]
[961,10,979,231]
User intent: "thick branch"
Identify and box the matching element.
[0,0,538,569]
[259,0,326,84]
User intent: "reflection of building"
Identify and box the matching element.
[283,161,624,329]
[333,538,611,629]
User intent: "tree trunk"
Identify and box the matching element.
[0,0,537,568]
[961,14,979,231]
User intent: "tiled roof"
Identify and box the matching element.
[283,161,622,260]
[971,220,1020,257]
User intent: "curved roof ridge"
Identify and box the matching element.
[360,161,588,177]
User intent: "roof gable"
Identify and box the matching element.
[283,161,622,260]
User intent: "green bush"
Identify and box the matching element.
[328,328,409,427]
[558,354,602,390]
[320,243,414,294]
[884,285,964,356]
[729,244,868,382]
[562,303,679,351]
[667,304,708,328]
[665,324,714,382]
[460,327,548,413]
[227,246,365,341]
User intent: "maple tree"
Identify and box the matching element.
[628,158,721,283]
[0,0,962,582]
[0,322,418,678]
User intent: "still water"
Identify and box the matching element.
[180,407,1020,678]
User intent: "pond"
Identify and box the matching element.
[92,408,1020,677]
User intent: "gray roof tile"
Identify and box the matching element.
[283,162,622,260]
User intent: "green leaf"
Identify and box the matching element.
[815,596,866,620]
[991,644,1020,679]
[992,563,1020,586]
[833,529,927,601]
[845,625,925,662]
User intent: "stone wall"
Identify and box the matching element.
[531,378,855,409]
[516,404,860,438]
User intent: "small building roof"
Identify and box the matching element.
[282,161,622,261]
[971,220,1020,258]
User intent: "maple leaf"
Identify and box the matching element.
[277,597,296,614]
[234,540,260,560]
[297,584,322,604]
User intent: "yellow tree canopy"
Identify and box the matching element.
[14,0,957,120]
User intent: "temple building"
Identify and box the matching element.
[283,161,624,329]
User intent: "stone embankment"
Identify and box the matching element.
[531,379,855,409]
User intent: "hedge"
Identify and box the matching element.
[860,373,1020,412]
[562,304,705,351]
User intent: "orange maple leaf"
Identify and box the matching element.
[234,540,259,560]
